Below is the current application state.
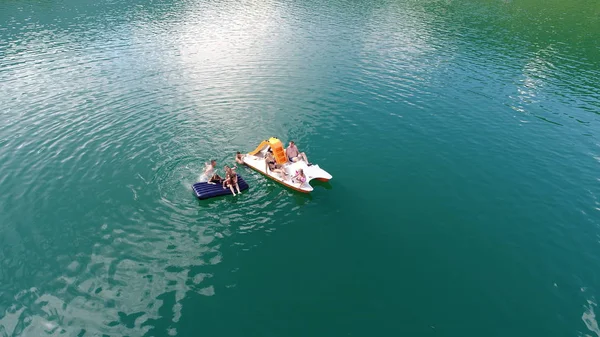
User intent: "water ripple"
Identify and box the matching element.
[1,0,599,335]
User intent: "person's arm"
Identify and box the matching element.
[204,162,213,174]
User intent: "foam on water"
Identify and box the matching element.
[583,299,600,337]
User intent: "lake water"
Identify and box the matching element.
[1,0,600,336]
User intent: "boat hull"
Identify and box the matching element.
[242,144,332,193]
[245,161,311,193]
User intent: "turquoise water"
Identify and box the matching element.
[1,0,600,335]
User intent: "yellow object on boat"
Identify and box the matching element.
[247,140,269,156]
[268,137,288,164]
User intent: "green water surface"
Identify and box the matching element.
[1,0,600,336]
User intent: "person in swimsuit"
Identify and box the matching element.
[230,165,242,195]
[235,151,244,165]
[285,141,309,164]
[203,160,222,184]
[222,165,241,196]
[265,151,287,179]
[292,168,306,186]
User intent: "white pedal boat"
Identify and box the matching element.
[242,138,332,193]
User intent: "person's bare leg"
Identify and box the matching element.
[301,152,309,163]
[228,184,236,196]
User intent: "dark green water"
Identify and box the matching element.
[1,0,600,336]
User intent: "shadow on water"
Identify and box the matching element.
[310,180,333,190]
[190,183,316,207]
[290,190,313,206]
[192,190,250,206]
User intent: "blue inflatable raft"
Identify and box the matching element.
[192,175,249,199]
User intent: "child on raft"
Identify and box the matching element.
[222,165,242,196]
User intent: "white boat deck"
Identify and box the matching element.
[242,148,332,193]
